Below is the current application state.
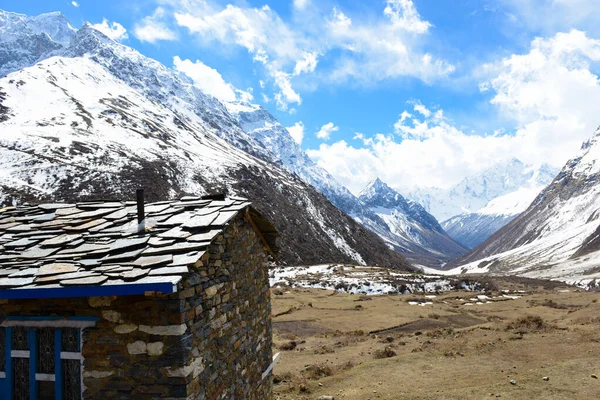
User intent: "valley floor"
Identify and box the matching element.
[271,277,600,399]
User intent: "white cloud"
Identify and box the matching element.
[91,18,128,41]
[307,29,600,193]
[271,70,301,110]
[287,121,305,144]
[170,0,451,110]
[412,101,431,117]
[324,2,454,84]
[173,56,253,103]
[174,3,304,110]
[383,0,432,34]
[134,8,177,43]
[316,122,339,140]
[308,114,515,193]
[71,1,79,7]
[293,0,309,10]
[482,30,600,166]
[500,0,600,35]
[399,111,412,123]
[293,51,319,75]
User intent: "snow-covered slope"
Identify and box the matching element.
[406,159,559,222]
[447,127,600,282]
[0,10,411,269]
[442,186,548,249]
[224,101,370,217]
[358,178,468,266]
[225,102,468,266]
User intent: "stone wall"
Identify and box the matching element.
[0,213,273,399]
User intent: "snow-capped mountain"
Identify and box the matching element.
[0,9,410,269]
[225,102,468,266]
[358,178,468,266]
[406,158,559,222]
[224,101,370,218]
[0,9,471,268]
[441,186,549,249]
[0,10,76,76]
[448,127,600,284]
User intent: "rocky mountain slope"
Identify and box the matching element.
[447,127,600,283]
[358,178,468,266]
[224,101,376,220]
[225,101,467,266]
[0,10,410,268]
[0,9,469,268]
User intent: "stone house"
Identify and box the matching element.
[0,193,278,399]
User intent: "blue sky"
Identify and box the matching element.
[4,0,600,193]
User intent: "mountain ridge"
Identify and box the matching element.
[0,10,411,269]
[446,127,600,282]
[357,177,468,266]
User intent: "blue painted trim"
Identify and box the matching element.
[0,282,176,300]
[2,316,100,322]
[6,327,12,400]
[54,329,62,400]
[3,316,62,321]
[69,316,100,322]
[29,329,38,399]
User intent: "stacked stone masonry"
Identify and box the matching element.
[0,215,273,399]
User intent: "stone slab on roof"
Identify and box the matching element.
[0,196,263,298]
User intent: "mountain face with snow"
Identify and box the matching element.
[406,158,559,222]
[441,186,551,249]
[224,102,370,218]
[0,9,411,268]
[448,127,600,283]
[225,102,468,266]
[405,159,558,251]
[358,178,468,266]
[0,11,76,77]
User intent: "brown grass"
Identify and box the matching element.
[271,281,600,400]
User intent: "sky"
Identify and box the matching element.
[4,0,600,194]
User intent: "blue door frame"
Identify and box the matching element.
[0,317,97,400]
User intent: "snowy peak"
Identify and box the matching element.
[359,178,441,229]
[570,126,600,177]
[0,9,76,77]
[0,10,76,45]
[407,159,559,221]
[0,9,413,269]
[360,177,396,198]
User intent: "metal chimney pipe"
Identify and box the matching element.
[136,189,145,232]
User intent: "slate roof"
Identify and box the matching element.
[0,196,277,299]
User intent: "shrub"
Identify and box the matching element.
[314,345,335,354]
[279,341,297,351]
[506,315,551,332]
[304,363,334,380]
[373,345,397,359]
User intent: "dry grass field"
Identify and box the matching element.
[271,278,600,399]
